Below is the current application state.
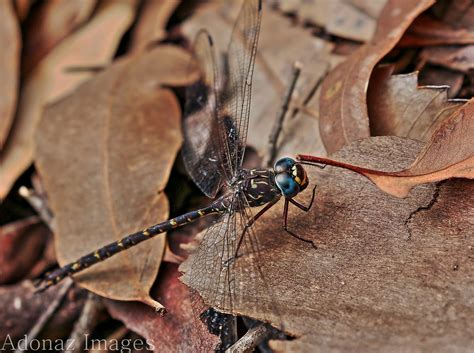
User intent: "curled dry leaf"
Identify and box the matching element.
[186,136,473,352]
[276,0,388,42]
[367,65,465,141]
[21,0,97,74]
[35,45,196,308]
[0,0,20,149]
[130,0,179,52]
[0,281,86,341]
[182,1,334,158]
[105,263,220,352]
[418,45,474,73]
[319,0,434,154]
[0,0,137,199]
[0,216,48,284]
[299,98,474,198]
[399,14,474,47]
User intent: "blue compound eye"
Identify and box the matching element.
[274,157,295,173]
[275,172,300,198]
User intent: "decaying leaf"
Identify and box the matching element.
[21,0,97,74]
[275,0,388,42]
[130,0,179,52]
[182,1,334,158]
[299,98,474,198]
[105,264,220,352]
[35,46,196,308]
[319,0,434,154]
[0,0,20,149]
[367,65,465,141]
[0,280,86,341]
[399,14,474,47]
[418,45,474,73]
[0,0,137,199]
[184,136,473,352]
[0,216,48,284]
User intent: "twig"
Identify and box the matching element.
[65,292,104,353]
[15,278,73,353]
[225,323,274,353]
[18,186,54,231]
[266,62,302,167]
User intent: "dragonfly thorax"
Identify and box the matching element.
[240,169,281,207]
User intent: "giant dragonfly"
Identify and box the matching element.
[36,0,317,322]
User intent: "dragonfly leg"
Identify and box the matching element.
[233,198,279,260]
[288,185,317,212]
[283,198,317,249]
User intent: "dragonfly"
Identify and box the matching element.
[36,0,317,319]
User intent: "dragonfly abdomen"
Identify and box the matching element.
[36,198,229,292]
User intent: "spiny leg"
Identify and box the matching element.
[282,197,317,249]
[232,198,279,260]
[288,184,317,211]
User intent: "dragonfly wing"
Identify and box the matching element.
[218,0,262,178]
[182,30,224,198]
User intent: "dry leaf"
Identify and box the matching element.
[21,0,97,75]
[105,263,220,352]
[35,46,195,308]
[130,0,179,52]
[13,0,31,21]
[367,65,465,141]
[399,14,474,47]
[418,65,465,98]
[0,0,20,149]
[185,136,473,352]
[275,0,388,42]
[183,1,334,158]
[0,0,137,199]
[299,98,474,198]
[319,0,435,154]
[418,45,474,73]
[0,216,48,284]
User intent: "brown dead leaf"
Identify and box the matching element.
[418,65,465,98]
[0,0,20,149]
[418,45,474,73]
[35,45,195,308]
[13,0,31,21]
[105,263,220,352]
[22,0,97,75]
[0,280,86,341]
[367,65,465,141]
[399,14,474,47]
[130,0,179,52]
[185,136,473,352]
[183,1,334,158]
[276,0,388,42]
[0,216,48,284]
[299,98,474,198]
[0,0,137,199]
[319,0,435,154]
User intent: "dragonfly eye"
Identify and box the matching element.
[274,157,295,173]
[275,172,300,198]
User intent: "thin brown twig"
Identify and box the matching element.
[225,323,274,353]
[18,186,54,231]
[15,278,73,353]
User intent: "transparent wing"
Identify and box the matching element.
[182,192,282,327]
[218,0,262,179]
[182,30,224,198]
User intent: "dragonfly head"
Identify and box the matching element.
[274,157,309,198]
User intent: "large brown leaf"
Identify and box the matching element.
[0,0,137,199]
[299,98,474,198]
[319,0,434,154]
[0,0,20,149]
[184,136,473,352]
[367,65,465,141]
[35,46,195,308]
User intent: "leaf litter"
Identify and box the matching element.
[1,0,473,351]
